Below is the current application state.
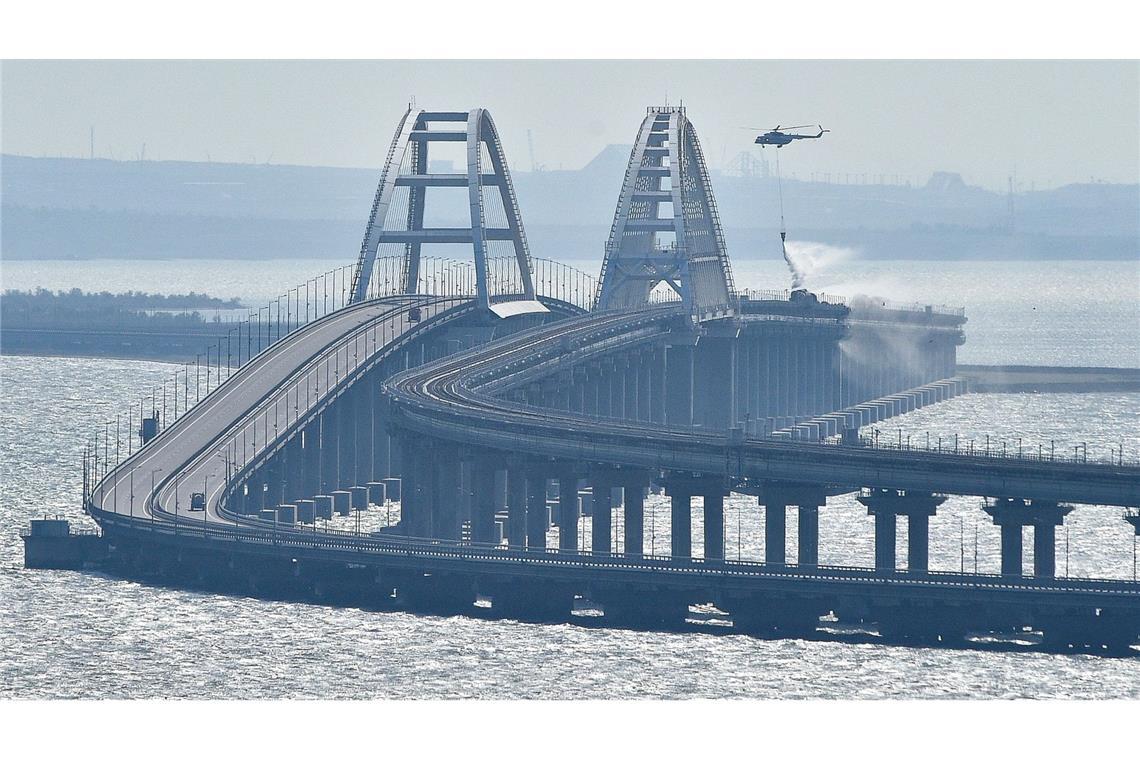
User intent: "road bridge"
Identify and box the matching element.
[71,105,1140,652]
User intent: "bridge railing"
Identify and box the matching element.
[81,256,410,506]
[82,255,598,508]
[737,287,847,306]
[91,507,1140,589]
[848,428,1140,468]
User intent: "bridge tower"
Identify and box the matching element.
[595,106,736,319]
[349,106,545,317]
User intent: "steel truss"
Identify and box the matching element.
[596,106,736,319]
[349,107,544,317]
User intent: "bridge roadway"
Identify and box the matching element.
[86,296,1140,627]
[91,294,473,529]
[386,304,1140,508]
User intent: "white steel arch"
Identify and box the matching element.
[349,107,543,317]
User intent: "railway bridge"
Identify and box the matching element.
[77,105,1140,651]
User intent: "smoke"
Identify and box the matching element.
[781,236,806,290]
[781,240,857,290]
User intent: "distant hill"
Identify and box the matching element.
[2,153,1136,261]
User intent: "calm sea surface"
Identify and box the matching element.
[2,258,1139,698]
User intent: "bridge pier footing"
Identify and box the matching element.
[595,587,691,631]
[728,594,827,637]
[396,573,476,616]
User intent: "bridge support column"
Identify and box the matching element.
[597,362,613,418]
[507,465,527,549]
[760,484,825,568]
[663,476,722,560]
[316,412,331,495]
[694,335,736,430]
[397,436,430,537]
[590,469,615,554]
[557,468,580,553]
[908,510,932,572]
[621,472,650,557]
[470,453,498,545]
[669,491,691,560]
[703,492,725,561]
[623,357,639,422]
[526,470,548,550]
[1034,523,1058,579]
[763,499,787,566]
[649,347,666,424]
[857,490,946,572]
[664,343,694,427]
[284,437,304,502]
[636,352,652,421]
[872,510,896,572]
[984,498,1072,578]
[797,503,819,568]
[433,444,460,540]
[301,421,320,496]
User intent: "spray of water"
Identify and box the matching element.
[782,240,856,290]
[781,233,807,290]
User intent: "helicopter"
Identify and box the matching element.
[753,124,829,148]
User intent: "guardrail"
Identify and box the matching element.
[850,429,1139,468]
[83,257,598,510]
[91,507,1140,596]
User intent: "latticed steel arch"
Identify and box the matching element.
[349,107,544,317]
[595,106,736,319]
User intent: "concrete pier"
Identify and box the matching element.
[668,489,692,559]
[507,466,527,549]
[331,489,351,516]
[624,482,645,556]
[857,489,946,572]
[526,471,548,549]
[703,492,725,561]
[366,481,387,506]
[471,457,498,545]
[984,498,1073,578]
[763,498,787,566]
[591,471,615,554]
[21,520,107,569]
[557,469,580,553]
[314,494,334,520]
[296,499,316,524]
[798,503,819,568]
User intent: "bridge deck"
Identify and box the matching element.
[92,295,471,527]
[386,306,1140,508]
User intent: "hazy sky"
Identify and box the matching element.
[3,60,1137,190]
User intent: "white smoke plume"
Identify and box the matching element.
[782,240,857,290]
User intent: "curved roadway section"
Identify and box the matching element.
[91,295,472,529]
[385,306,1140,508]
